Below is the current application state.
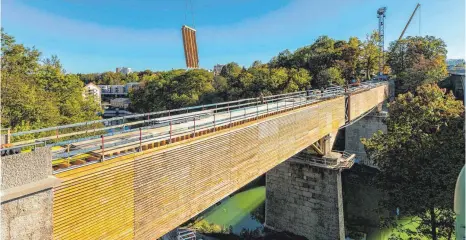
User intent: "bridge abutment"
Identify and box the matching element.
[265,157,345,240]
[1,147,60,240]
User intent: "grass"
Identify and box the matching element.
[367,217,427,240]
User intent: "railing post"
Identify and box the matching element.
[213,113,216,132]
[66,144,70,162]
[139,127,142,151]
[256,102,259,120]
[101,135,105,162]
[229,111,232,128]
[193,118,196,137]
[169,121,172,143]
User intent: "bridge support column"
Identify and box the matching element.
[1,147,61,240]
[345,108,387,166]
[265,157,345,240]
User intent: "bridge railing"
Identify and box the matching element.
[294,151,356,169]
[8,85,344,145]
[50,87,343,171]
[2,80,388,171]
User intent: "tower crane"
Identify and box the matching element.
[392,3,421,53]
[377,7,386,76]
[377,3,421,78]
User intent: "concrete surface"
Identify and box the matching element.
[1,147,51,190]
[1,147,54,240]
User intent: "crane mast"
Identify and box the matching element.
[377,7,387,76]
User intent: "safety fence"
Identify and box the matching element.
[2,81,387,172]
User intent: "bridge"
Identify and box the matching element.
[1,81,389,240]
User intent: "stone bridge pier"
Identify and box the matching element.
[265,134,346,240]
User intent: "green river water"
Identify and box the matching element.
[191,184,417,240]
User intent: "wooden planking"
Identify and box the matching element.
[181,25,199,69]
[52,96,359,240]
[53,158,135,240]
[349,85,389,121]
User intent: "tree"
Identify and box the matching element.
[306,36,338,77]
[388,36,448,94]
[129,69,215,112]
[269,49,293,68]
[396,54,448,93]
[362,84,464,240]
[360,31,380,80]
[283,68,311,93]
[314,67,344,88]
[336,37,362,81]
[220,62,242,81]
[1,29,102,131]
[100,71,124,85]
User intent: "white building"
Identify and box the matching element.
[126,82,141,92]
[98,85,125,95]
[98,82,142,95]
[116,67,133,75]
[110,98,131,109]
[83,83,101,104]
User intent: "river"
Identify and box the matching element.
[187,175,412,240]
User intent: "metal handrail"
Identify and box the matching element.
[9,80,388,168]
[11,80,382,138]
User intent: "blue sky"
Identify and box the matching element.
[2,0,465,73]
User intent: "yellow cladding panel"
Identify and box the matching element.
[52,91,386,239]
[349,85,389,121]
[53,158,135,240]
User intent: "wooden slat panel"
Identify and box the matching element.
[181,25,199,69]
[349,85,389,120]
[191,30,199,68]
[53,95,392,240]
[181,27,190,69]
[53,158,135,240]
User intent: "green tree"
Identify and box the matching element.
[388,36,448,94]
[336,37,362,81]
[282,68,310,93]
[220,62,242,81]
[314,67,344,88]
[1,29,101,131]
[362,84,464,240]
[100,71,124,85]
[360,31,380,80]
[269,49,293,68]
[396,54,448,94]
[129,69,215,112]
